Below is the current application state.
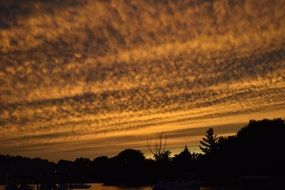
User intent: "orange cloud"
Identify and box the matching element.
[0,0,285,160]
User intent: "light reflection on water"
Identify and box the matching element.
[89,183,152,190]
[0,184,152,190]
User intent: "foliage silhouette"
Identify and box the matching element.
[199,128,218,154]
[1,118,285,188]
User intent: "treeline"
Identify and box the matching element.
[0,118,285,186]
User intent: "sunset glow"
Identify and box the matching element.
[0,0,285,161]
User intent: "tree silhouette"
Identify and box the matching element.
[199,128,218,154]
[172,145,193,180]
[107,149,149,185]
[2,119,285,188]
[147,133,170,161]
[173,145,192,162]
[115,149,145,165]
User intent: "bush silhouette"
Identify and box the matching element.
[1,118,285,188]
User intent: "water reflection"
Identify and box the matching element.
[89,183,152,190]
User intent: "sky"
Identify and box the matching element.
[0,0,285,161]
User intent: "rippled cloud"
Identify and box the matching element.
[0,0,285,160]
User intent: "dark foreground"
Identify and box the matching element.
[1,119,285,189]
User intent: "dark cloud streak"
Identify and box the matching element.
[0,0,285,160]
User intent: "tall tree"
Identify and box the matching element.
[199,128,218,154]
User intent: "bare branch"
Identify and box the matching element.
[147,137,155,155]
[147,132,168,160]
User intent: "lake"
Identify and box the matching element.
[86,184,152,190]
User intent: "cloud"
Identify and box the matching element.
[0,0,285,160]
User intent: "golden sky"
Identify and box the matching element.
[0,0,285,161]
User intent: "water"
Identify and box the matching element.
[0,184,152,190]
[87,184,152,190]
